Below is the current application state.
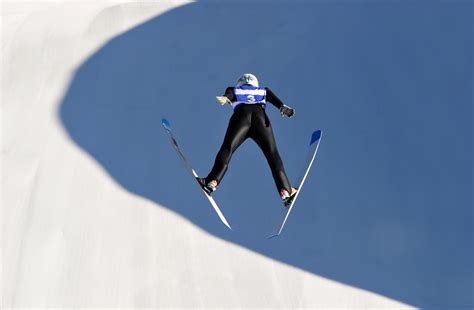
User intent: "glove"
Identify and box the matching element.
[280,104,295,118]
[216,96,232,105]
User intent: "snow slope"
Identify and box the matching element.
[2,1,472,308]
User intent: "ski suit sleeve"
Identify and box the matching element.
[265,88,286,109]
[224,87,235,102]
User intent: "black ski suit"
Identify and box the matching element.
[205,87,292,193]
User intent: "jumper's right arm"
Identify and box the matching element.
[266,88,295,118]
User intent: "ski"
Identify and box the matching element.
[161,118,232,230]
[269,130,322,238]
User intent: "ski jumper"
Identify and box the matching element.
[206,85,292,193]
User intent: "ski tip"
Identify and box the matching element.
[310,130,322,145]
[162,118,171,130]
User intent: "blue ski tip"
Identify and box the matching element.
[268,234,280,239]
[162,118,171,130]
[310,130,322,145]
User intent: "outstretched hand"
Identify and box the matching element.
[280,104,295,118]
[216,96,232,105]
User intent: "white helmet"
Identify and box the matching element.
[236,73,259,87]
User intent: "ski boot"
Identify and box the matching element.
[197,178,218,195]
[280,187,298,208]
